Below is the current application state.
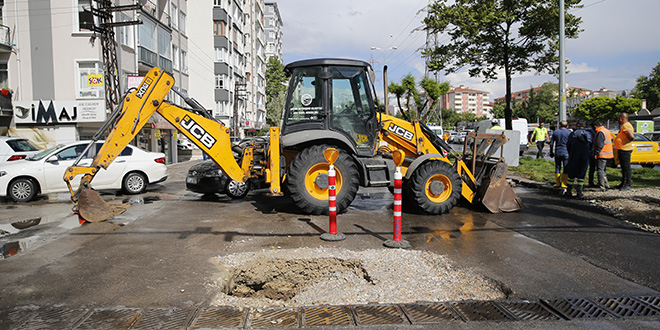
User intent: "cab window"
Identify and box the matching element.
[285,67,323,124]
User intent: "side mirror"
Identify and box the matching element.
[46,155,59,163]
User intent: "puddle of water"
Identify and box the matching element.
[121,196,161,205]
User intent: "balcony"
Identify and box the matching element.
[159,56,173,74]
[138,46,157,67]
[0,25,11,52]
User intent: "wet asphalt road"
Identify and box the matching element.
[0,158,659,329]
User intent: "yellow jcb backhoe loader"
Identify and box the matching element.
[64,58,522,222]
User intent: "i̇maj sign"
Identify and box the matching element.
[14,100,106,124]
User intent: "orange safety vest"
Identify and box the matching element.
[595,126,614,159]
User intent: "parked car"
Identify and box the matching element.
[177,138,194,150]
[644,131,660,142]
[0,136,41,163]
[446,131,458,143]
[610,133,660,168]
[0,141,167,202]
[186,137,266,198]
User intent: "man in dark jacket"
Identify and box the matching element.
[565,122,594,198]
[549,120,571,189]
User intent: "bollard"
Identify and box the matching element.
[320,148,346,241]
[384,150,411,249]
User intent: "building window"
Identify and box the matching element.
[77,61,103,99]
[180,50,188,73]
[215,74,227,89]
[118,13,134,48]
[213,20,226,36]
[77,0,93,32]
[0,63,7,89]
[171,3,178,29]
[173,45,179,70]
[179,11,186,35]
[215,47,228,62]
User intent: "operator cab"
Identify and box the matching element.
[281,58,379,157]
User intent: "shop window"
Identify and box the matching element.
[77,61,103,99]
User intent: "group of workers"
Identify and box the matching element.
[542,113,636,198]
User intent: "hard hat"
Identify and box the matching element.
[491,119,499,125]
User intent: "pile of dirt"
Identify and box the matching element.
[581,187,660,233]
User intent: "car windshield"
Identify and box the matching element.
[28,145,61,161]
[634,133,651,142]
[7,139,39,152]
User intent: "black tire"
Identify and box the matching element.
[407,161,462,214]
[122,172,147,195]
[287,145,360,215]
[225,180,249,199]
[9,178,37,202]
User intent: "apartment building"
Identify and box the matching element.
[264,2,283,62]
[2,0,188,163]
[441,85,492,117]
[188,0,267,137]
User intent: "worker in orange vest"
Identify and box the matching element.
[592,120,613,191]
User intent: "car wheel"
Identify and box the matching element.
[9,178,37,202]
[225,180,249,199]
[122,172,147,195]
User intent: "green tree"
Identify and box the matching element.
[265,57,287,126]
[573,96,642,121]
[633,62,660,110]
[422,0,582,130]
[389,74,419,120]
[419,77,451,122]
[525,83,558,123]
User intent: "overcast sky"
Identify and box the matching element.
[277,0,660,100]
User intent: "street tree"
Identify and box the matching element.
[422,0,582,130]
[523,83,559,123]
[389,74,420,120]
[633,62,660,110]
[265,57,287,127]
[419,77,451,122]
[573,96,642,121]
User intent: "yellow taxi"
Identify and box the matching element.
[611,133,660,168]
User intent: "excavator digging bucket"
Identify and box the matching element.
[475,161,524,213]
[77,189,129,222]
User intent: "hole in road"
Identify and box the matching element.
[224,257,373,301]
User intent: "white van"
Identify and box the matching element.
[427,125,444,138]
[476,118,528,155]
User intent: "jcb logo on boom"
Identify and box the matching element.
[135,77,153,99]
[388,124,414,141]
[180,115,217,149]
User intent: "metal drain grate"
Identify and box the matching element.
[302,306,352,326]
[353,305,407,325]
[0,309,36,329]
[248,308,298,328]
[594,297,660,318]
[636,296,660,310]
[402,303,460,323]
[77,308,142,330]
[544,298,615,319]
[497,301,562,321]
[131,308,192,330]
[17,307,87,330]
[451,301,513,321]
[190,307,245,329]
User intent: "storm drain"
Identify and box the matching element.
[189,307,245,329]
[302,306,352,326]
[543,298,615,319]
[451,301,513,321]
[247,308,298,328]
[401,303,460,323]
[76,308,142,330]
[131,308,193,330]
[353,305,407,325]
[3,295,660,329]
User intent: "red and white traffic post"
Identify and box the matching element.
[321,148,346,241]
[384,150,411,249]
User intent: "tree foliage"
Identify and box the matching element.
[633,62,660,110]
[265,57,287,127]
[423,0,582,129]
[389,74,451,122]
[521,83,558,123]
[573,96,642,121]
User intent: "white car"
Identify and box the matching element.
[0,141,168,202]
[0,136,41,163]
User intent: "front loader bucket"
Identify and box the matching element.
[78,189,128,222]
[476,161,524,213]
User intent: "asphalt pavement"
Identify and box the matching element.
[0,158,659,329]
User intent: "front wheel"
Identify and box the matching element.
[9,178,38,202]
[406,161,462,214]
[122,172,147,194]
[287,145,359,215]
[225,180,249,199]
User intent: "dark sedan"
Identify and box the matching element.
[186,160,249,199]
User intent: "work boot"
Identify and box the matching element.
[560,174,568,188]
[554,173,561,187]
[564,184,573,197]
[576,185,584,198]
[620,185,632,191]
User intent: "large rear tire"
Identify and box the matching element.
[287,145,359,215]
[407,161,462,214]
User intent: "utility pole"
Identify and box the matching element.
[558,0,567,122]
[80,1,141,113]
[233,83,247,138]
